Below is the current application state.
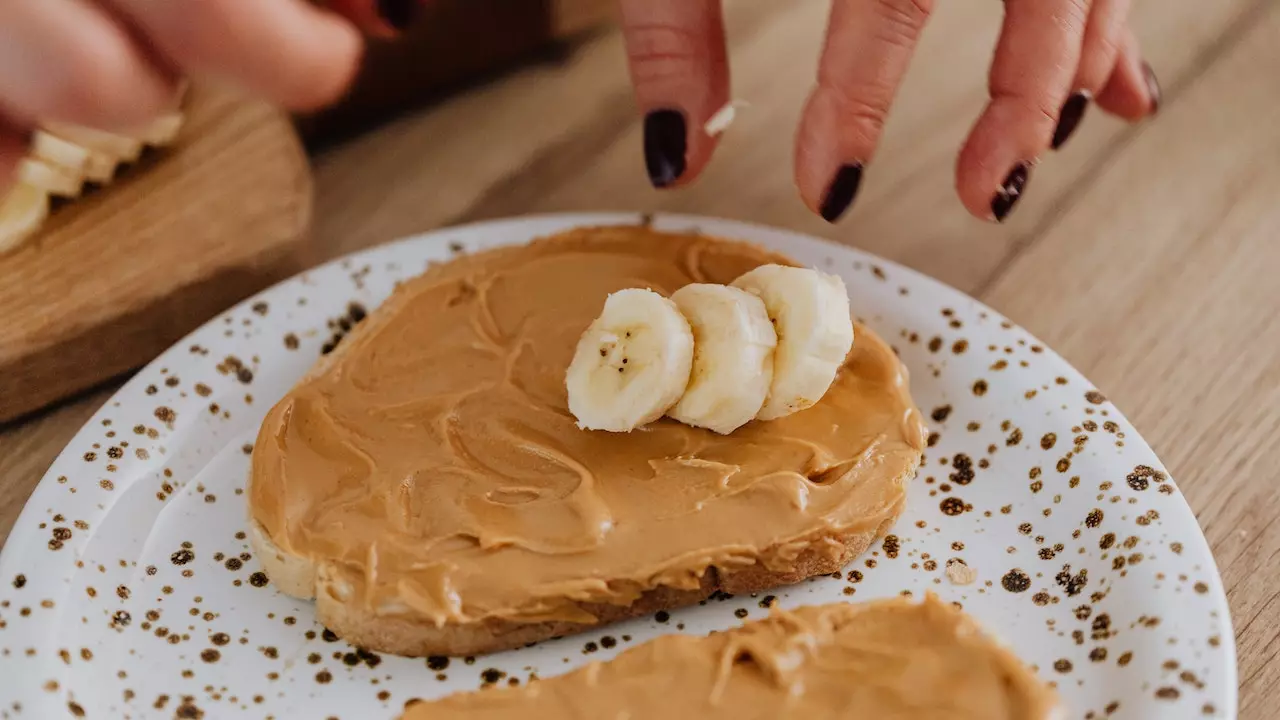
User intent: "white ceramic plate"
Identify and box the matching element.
[0,214,1236,720]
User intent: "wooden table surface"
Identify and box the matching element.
[1,1,1277,716]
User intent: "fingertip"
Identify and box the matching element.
[792,88,877,224]
[956,108,1039,223]
[955,150,1001,222]
[1143,62,1161,115]
[1095,31,1153,122]
[276,15,365,111]
[638,94,728,190]
[620,0,729,190]
[643,108,689,189]
[1094,69,1148,121]
[793,94,828,216]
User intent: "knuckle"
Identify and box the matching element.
[625,23,712,84]
[873,0,934,35]
[991,87,1059,129]
[1079,34,1122,86]
[1054,0,1091,33]
[818,83,890,141]
[1090,30,1122,61]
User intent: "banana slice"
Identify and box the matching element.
[17,158,83,198]
[667,284,777,434]
[31,131,90,174]
[42,122,143,162]
[0,184,50,254]
[731,264,854,421]
[82,151,120,184]
[130,112,185,146]
[566,288,695,432]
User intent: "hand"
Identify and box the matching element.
[0,0,430,190]
[621,0,1160,223]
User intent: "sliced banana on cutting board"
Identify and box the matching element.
[566,288,695,433]
[731,264,854,421]
[0,110,187,254]
[667,284,777,434]
[0,184,50,254]
[566,264,856,434]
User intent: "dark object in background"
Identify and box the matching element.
[296,0,616,148]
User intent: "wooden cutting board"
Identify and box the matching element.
[0,83,313,423]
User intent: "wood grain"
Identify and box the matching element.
[0,83,313,424]
[1,0,1276,716]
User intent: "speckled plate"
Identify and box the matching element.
[0,214,1236,720]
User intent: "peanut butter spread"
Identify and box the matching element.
[402,595,1062,719]
[250,226,926,626]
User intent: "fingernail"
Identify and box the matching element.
[377,0,417,31]
[643,109,687,188]
[1051,91,1091,150]
[991,162,1030,223]
[819,163,864,223]
[1143,62,1161,116]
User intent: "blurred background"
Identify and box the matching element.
[0,0,1277,713]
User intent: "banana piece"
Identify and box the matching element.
[0,184,50,254]
[132,113,185,146]
[82,151,121,184]
[31,131,90,174]
[42,122,143,162]
[566,288,695,432]
[17,158,83,198]
[667,284,777,434]
[731,264,854,421]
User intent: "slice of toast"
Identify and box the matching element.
[398,594,1064,719]
[249,226,926,657]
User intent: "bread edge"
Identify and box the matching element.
[250,470,913,657]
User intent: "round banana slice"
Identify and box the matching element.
[731,264,855,420]
[566,288,695,432]
[0,184,50,254]
[667,284,777,434]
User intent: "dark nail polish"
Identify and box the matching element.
[819,164,864,223]
[643,110,687,188]
[991,162,1030,223]
[1143,62,1162,116]
[1052,91,1091,150]
[377,0,417,30]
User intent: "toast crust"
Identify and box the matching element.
[249,498,910,656]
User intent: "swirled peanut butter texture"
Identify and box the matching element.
[402,595,1062,720]
[250,226,925,627]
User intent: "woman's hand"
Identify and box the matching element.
[0,0,427,189]
[621,0,1160,223]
